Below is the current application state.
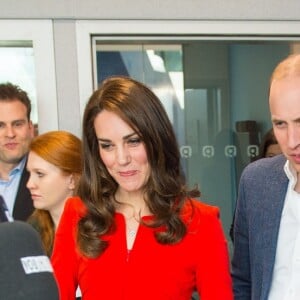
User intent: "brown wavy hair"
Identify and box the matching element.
[77,76,200,258]
[27,130,82,256]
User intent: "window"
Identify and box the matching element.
[0,20,57,133]
[76,20,300,246]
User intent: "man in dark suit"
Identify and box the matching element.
[0,83,34,221]
[232,54,300,299]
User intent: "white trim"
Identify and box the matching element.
[76,21,94,116]
[76,19,300,117]
[0,20,58,133]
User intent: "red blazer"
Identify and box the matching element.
[52,197,233,300]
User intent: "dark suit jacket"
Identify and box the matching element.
[231,154,288,300]
[12,165,34,221]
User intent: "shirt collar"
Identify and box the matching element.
[9,156,26,177]
[284,160,297,189]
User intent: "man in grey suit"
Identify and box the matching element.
[0,83,34,221]
[232,53,300,299]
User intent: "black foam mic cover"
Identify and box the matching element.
[0,221,59,300]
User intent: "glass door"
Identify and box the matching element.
[92,39,234,242]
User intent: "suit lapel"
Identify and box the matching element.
[12,166,34,221]
[260,162,288,299]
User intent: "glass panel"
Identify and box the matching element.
[0,42,38,130]
[95,44,185,142]
[93,38,300,247]
[0,20,57,134]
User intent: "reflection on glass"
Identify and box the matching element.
[0,44,37,126]
[95,44,184,145]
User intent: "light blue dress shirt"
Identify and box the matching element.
[0,156,26,217]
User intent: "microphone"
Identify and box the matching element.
[0,221,59,300]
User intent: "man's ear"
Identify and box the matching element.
[29,121,35,138]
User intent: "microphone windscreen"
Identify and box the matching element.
[0,221,59,300]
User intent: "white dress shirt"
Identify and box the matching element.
[268,161,300,300]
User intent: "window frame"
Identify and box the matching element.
[0,19,58,133]
[76,19,300,118]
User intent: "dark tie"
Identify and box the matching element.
[0,195,13,222]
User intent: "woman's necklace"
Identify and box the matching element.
[126,215,139,237]
[113,194,147,246]
[125,214,139,250]
[128,228,136,238]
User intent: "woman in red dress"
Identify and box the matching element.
[52,76,233,300]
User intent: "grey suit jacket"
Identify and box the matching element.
[231,154,288,300]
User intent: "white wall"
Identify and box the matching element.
[1,0,300,20]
